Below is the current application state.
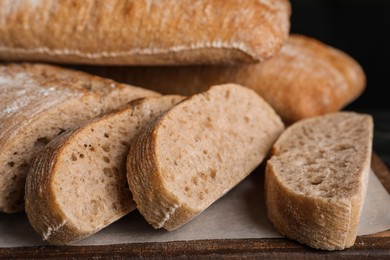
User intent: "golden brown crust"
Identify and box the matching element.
[25,130,85,244]
[0,0,290,65]
[78,34,366,125]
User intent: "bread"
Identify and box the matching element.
[78,34,366,124]
[25,95,184,245]
[0,63,158,213]
[127,83,285,231]
[265,112,373,250]
[0,0,290,65]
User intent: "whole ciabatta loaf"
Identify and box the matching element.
[0,63,158,213]
[79,34,366,124]
[25,95,184,245]
[265,112,373,250]
[127,84,285,231]
[0,0,290,65]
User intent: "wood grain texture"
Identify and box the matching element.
[0,152,388,259]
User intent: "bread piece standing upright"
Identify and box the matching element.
[25,95,184,245]
[0,63,158,213]
[0,0,290,65]
[79,34,365,124]
[127,84,285,231]
[265,112,373,250]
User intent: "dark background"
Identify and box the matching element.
[289,0,389,110]
[289,0,390,166]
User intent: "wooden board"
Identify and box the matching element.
[0,152,389,259]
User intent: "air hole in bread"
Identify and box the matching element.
[104,133,109,138]
[103,156,110,163]
[310,177,324,185]
[83,144,88,148]
[210,169,217,179]
[102,145,110,152]
[244,116,250,123]
[90,128,95,132]
[103,167,114,178]
[79,153,85,158]
[34,137,50,149]
[184,186,190,192]
[71,153,77,161]
[89,147,95,152]
[203,150,208,155]
[199,172,207,181]
[7,161,15,167]
[192,176,198,186]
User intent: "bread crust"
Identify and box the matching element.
[265,112,373,250]
[0,0,290,65]
[78,34,366,124]
[0,63,158,213]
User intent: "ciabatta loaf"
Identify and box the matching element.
[25,95,184,245]
[0,0,290,65]
[265,112,373,250]
[0,63,158,213]
[127,84,285,231]
[79,34,366,124]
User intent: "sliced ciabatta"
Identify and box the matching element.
[127,84,285,231]
[25,95,184,245]
[0,63,158,213]
[265,112,373,250]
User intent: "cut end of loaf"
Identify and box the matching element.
[270,112,373,199]
[266,111,373,251]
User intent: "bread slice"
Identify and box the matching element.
[127,83,285,231]
[265,112,373,250]
[77,34,366,125]
[0,63,158,213]
[25,95,184,245]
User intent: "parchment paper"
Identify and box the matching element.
[0,169,389,247]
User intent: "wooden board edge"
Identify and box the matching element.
[0,237,389,259]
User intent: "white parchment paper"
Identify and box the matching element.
[0,169,389,247]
